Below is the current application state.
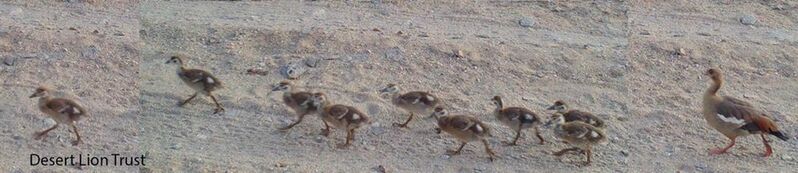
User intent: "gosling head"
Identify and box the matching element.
[546,100,568,113]
[704,68,722,82]
[165,55,185,66]
[544,113,565,128]
[430,106,447,119]
[271,81,293,92]
[490,96,503,108]
[310,92,329,108]
[29,86,52,98]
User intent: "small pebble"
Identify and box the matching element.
[304,58,321,67]
[782,155,793,161]
[740,14,757,25]
[453,50,465,58]
[246,68,269,76]
[280,63,304,79]
[169,143,181,150]
[275,162,287,168]
[676,48,687,55]
[440,154,450,159]
[518,17,535,28]
[372,165,387,173]
[11,134,23,140]
[3,57,16,66]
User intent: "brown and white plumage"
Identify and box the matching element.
[546,100,606,128]
[380,84,443,128]
[702,68,789,157]
[310,93,371,148]
[491,96,544,145]
[545,113,607,165]
[29,86,87,146]
[166,55,225,114]
[271,81,323,131]
[433,111,496,161]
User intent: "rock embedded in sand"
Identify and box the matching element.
[372,165,387,173]
[782,155,793,161]
[453,50,465,58]
[676,48,687,56]
[280,63,304,79]
[740,14,757,25]
[304,58,321,67]
[518,17,535,28]
[3,57,16,66]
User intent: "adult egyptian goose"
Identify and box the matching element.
[379,84,443,128]
[702,68,789,157]
[310,93,371,148]
[546,100,606,128]
[491,96,545,145]
[271,80,324,131]
[545,113,607,165]
[165,55,225,114]
[29,86,87,146]
[433,109,496,161]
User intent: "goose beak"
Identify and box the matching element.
[546,105,556,110]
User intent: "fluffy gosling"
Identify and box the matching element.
[433,109,496,161]
[271,80,324,131]
[545,113,608,165]
[546,100,605,128]
[165,55,225,114]
[29,86,87,146]
[491,96,545,145]
[310,93,371,148]
[379,84,443,128]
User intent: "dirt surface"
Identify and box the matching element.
[2,0,797,172]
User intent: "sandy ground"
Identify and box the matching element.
[2,0,798,172]
[0,0,141,172]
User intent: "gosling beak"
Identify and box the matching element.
[29,94,36,98]
[546,105,556,110]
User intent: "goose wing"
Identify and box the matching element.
[502,107,538,124]
[564,110,605,128]
[723,96,753,108]
[562,122,607,144]
[715,97,759,127]
[448,116,486,134]
[180,69,222,89]
[47,98,86,120]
